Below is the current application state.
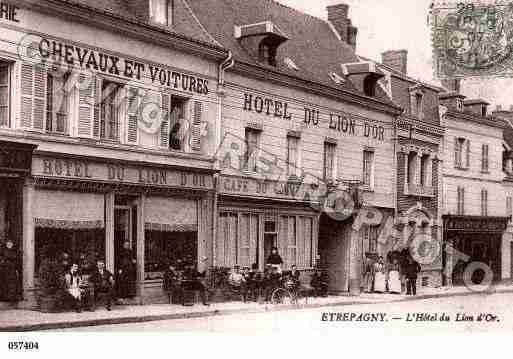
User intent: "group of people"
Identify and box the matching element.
[363,252,421,295]
[163,261,209,306]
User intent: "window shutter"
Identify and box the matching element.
[466,139,470,168]
[77,73,96,138]
[461,187,465,215]
[190,100,203,151]
[160,93,170,147]
[454,137,459,167]
[20,63,46,130]
[126,86,140,144]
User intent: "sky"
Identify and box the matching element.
[278,0,513,110]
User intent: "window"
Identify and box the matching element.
[407,152,417,184]
[46,71,71,134]
[457,186,465,215]
[363,75,376,97]
[287,136,299,177]
[456,99,463,112]
[145,230,197,273]
[100,80,123,141]
[323,142,336,180]
[481,189,488,216]
[481,144,489,172]
[258,42,277,67]
[507,196,512,217]
[244,128,260,172]
[362,150,374,187]
[481,105,487,117]
[150,0,174,26]
[455,137,469,169]
[420,154,430,186]
[0,61,11,127]
[168,96,187,150]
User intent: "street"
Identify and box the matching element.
[54,291,513,334]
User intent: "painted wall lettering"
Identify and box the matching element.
[304,107,320,126]
[0,2,19,23]
[243,93,292,120]
[329,114,356,135]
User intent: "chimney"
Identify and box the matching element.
[441,78,461,93]
[327,3,358,50]
[381,50,408,74]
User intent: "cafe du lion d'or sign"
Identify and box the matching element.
[34,157,213,190]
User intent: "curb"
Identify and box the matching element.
[2,286,513,331]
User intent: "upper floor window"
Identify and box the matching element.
[481,189,488,216]
[323,142,337,180]
[415,93,424,120]
[507,196,512,217]
[0,61,11,127]
[363,76,376,97]
[100,79,123,141]
[46,70,71,134]
[481,144,489,172]
[286,135,300,177]
[407,151,417,184]
[456,98,463,112]
[362,150,374,187]
[244,128,260,172]
[481,105,487,117]
[168,96,188,151]
[150,0,174,26]
[420,154,430,186]
[455,137,470,169]
[457,186,465,215]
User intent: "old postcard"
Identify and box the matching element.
[0,0,513,356]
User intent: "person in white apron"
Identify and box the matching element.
[373,256,387,293]
[388,258,402,294]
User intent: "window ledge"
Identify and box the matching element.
[455,165,469,171]
[404,183,435,197]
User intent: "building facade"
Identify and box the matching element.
[440,80,510,286]
[0,0,228,306]
[186,0,401,294]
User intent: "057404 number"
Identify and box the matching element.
[8,341,39,350]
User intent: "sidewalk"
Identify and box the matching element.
[2,283,512,331]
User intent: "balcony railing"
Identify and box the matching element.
[405,182,434,197]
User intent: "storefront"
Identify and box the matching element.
[216,175,319,271]
[24,154,214,304]
[442,215,510,286]
[0,140,36,304]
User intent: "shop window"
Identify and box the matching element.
[323,142,337,180]
[481,144,489,172]
[244,128,260,172]
[35,228,105,275]
[168,95,188,151]
[0,60,11,127]
[144,230,197,274]
[362,150,374,188]
[457,186,465,215]
[46,70,71,134]
[150,0,174,26]
[481,189,488,216]
[217,212,259,268]
[100,79,123,141]
[287,135,300,177]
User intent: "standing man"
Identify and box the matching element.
[90,260,115,310]
[0,240,21,302]
[116,241,136,300]
[405,256,421,296]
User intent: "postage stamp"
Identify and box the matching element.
[431,1,513,78]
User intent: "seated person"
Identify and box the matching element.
[263,265,281,302]
[228,265,247,302]
[89,260,115,311]
[290,265,301,291]
[62,263,87,312]
[182,263,209,306]
[163,264,183,304]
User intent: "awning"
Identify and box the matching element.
[34,190,104,229]
[145,196,197,232]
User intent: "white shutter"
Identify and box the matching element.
[160,93,170,147]
[126,86,140,144]
[77,73,97,138]
[190,100,203,152]
[20,63,46,130]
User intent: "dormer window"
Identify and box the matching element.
[150,0,173,26]
[409,86,424,120]
[363,75,376,97]
[456,98,463,112]
[258,41,277,67]
[481,105,487,117]
[415,93,424,118]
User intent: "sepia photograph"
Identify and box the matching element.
[1,0,513,357]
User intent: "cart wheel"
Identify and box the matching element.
[270,288,293,305]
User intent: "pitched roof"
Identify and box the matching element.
[54,0,219,46]
[184,0,375,95]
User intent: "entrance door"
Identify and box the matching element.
[114,206,133,272]
[263,219,277,266]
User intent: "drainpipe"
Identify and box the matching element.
[212,51,234,268]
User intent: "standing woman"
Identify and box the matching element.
[362,255,375,293]
[0,240,21,302]
[373,256,387,293]
[388,258,402,294]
